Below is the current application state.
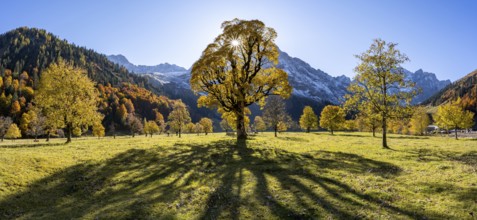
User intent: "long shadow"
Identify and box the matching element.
[276,136,309,142]
[388,136,429,140]
[0,142,65,149]
[0,140,451,219]
[331,133,370,138]
[398,148,477,169]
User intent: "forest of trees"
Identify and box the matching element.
[0,26,474,143]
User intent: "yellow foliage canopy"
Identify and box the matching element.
[190,19,292,139]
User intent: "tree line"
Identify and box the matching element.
[190,19,474,147]
[1,22,473,145]
[0,61,216,142]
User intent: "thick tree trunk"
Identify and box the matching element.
[46,131,50,142]
[331,129,334,135]
[235,102,247,141]
[66,125,72,143]
[455,128,458,140]
[372,128,376,137]
[205,132,208,135]
[236,111,247,141]
[382,117,389,149]
[179,128,182,138]
[145,133,148,137]
[306,127,310,133]
[274,125,278,137]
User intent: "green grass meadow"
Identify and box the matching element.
[0,132,476,219]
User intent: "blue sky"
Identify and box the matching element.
[1,0,476,81]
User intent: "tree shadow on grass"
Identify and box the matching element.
[328,133,370,138]
[276,136,309,142]
[0,140,450,219]
[399,148,477,170]
[0,142,65,149]
[388,136,429,140]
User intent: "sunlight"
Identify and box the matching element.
[231,39,240,47]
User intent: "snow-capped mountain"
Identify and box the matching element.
[108,52,351,104]
[107,53,450,107]
[107,54,190,88]
[107,54,187,74]
[402,69,451,104]
[277,51,350,104]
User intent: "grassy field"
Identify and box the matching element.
[0,132,476,219]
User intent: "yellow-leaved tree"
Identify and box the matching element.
[167,101,191,138]
[5,123,21,141]
[434,99,474,140]
[409,107,430,136]
[299,106,318,133]
[319,105,345,135]
[144,120,160,137]
[199,117,213,135]
[35,61,103,143]
[190,19,292,141]
[92,122,105,139]
[344,39,416,149]
[253,116,267,133]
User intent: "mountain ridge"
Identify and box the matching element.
[107,53,451,106]
[107,54,187,74]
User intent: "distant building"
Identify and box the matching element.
[427,125,439,133]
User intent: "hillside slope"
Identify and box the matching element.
[424,69,477,128]
[0,27,177,131]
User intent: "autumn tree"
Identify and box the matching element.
[123,98,135,113]
[92,122,105,139]
[343,120,358,132]
[388,118,410,135]
[190,19,292,141]
[10,100,21,116]
[347,98,382,136]
[198,117,213,135]
[167,101,191,138]
[26,109,46,141]
[194,123,204,135]
[185,122,195,134]
[299,106,318,133]
[5,123,21,140]
[253,116,266,133]
[410,107,431,135]
[73,127,82,137]
[116,104,128,123]
[20,111,33,135]
[35,61,102,143]
[355,107,381,137]
[319,105,345,135]
[262,96,291,137]
[220,119,233,133]
[434,99,474,140]
[277,121,288,132]
[144,120,160,137]
[0,116,13,141]
[154,111,166,134]
[345,39,415,148]
[126,114,143,137]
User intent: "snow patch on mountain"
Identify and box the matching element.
[107,53,450,106]
[277,50,350,104]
